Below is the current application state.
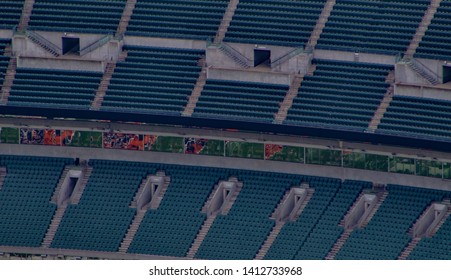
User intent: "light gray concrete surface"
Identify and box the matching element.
[0,143,449,190]
[1,117,451,162]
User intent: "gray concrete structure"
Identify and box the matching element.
[395,83,451,101]
[207,67,292,85]
[0,29,13,39]
[314,49,399,65]
[17,56,105,72]
[124,35,206,50]
[0,143,450,191]
[1,117,450,162]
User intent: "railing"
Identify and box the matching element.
[79,34,113,56]
[270,46,304,68]
[405,57,440,85]
[219,42,252,68]
[25,30,62,56]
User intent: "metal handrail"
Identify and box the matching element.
[270,46,304,67]
[220,42,252,67]
[79,34,112,56]
[409,57,440,83]
[25,30,62,55]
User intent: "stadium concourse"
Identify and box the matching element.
[0,0,450,260]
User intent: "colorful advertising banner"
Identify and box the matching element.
[184,138,225,156]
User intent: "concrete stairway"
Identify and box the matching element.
[306,64,317,76]
[91,62,116,110]
[91,51,127,110]
[406,58,440,85]
[324,229,352,260]
[118,210,146,253]
[26,30,61,56]
[367,87,394,132]
[273,74,304,124]
[41,205,67,248]
[360,191,388,228]
[213,0,240,44]
[116,0,137,37]
[0,57,17,104]
[306,0,336,50]
[70,166,93,204]
[186,215,216,259]
[0,167,6,189]
[254,222,285,260]
[18,0,35,31]
[367,71,395,132]
[398,201,451,259]
[397,237,422,260]
[50,166,71,203]
[218,43,251,68]
[182,58,207,117]
[404,0,442,59]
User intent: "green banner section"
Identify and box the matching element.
[306,148,341,166]
[444,163,451,179]
[416,159,442,178]
[0,127,19,144]
[389,156,415,175]
[62,130,102,148]
[1,126,451,180]
[225,141,264,159]
[343,152,388,172]
[148,136,184,153]
[265,144,304,163]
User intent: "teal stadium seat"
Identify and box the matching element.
[100,45,204,115]
[377,96,451,141]
[126,0,229,40]
[28,0,126,34]
[284,59,393,130]
[415,1,451,60]
[335,185,447,260]
[0,1,24,29]
[224,0,326,47]
[0,155,72,247]
[7,68,102,109]
[192,79,289,123]
[317,0,430,55]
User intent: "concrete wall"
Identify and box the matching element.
[206,46,243,69]
[314,49,398,65]
[207,67,291,85]
[395,84,451,101]
[396,59,445,85]
[17,56,104,72]
[417,57,446,81]
[0,144,449,191]
[395,62,431,86]
[206,42,310,74]
[13,31,121,61]
[124,36,206,50]
[0,29,13,39]
[2,117,451,162]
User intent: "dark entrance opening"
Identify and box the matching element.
[62,37,80,55]
[443,65,451,83]
[254,49,270,67]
